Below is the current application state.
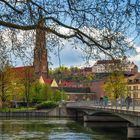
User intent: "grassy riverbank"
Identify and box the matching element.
[0,101,59,112]
[0,108,35,112]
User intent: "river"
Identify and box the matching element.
[0,118,127,140]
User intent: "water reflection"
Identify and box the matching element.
[0,118,127,140]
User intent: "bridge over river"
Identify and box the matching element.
[66,100,140,139]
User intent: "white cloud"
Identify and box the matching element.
[129,44,140,61]
[128,44,140,70]
[136,47,140,53]
[129,54,140,62]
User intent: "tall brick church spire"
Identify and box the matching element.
[33,19,48,78]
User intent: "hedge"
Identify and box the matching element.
[35,101,58,110]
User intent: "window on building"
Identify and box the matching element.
[134,93,138,98]
[128,86,131,90]
[135,79,139,82]
[133,86,138,90]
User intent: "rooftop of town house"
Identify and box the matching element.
[10,66,34,79]
[41,76,54,85]
[80,67,92,72]
[43,79,53,85]
[127,73,140,80]
[95,60,121,65]
[127,73,140,84]
[11,66,34,71]
[58,80,78,86]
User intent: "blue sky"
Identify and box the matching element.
[50,45,85,68]
[11,29,140,70]
[48,26,140,70]
[50,48,140,70]
[49,40,140,70]
[13,38,140,70]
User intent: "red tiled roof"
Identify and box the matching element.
[11,66,34,79]
[60,80,76,87]
[44,79,53,85]
[11,66,34,72]
[41,76,53,85]
[96,60,120,64]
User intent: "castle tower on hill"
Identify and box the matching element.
[33,20,48,78]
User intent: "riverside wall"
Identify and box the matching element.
[0,106,78,118]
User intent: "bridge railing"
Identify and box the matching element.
[66,99,140,112]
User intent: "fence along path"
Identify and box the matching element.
[66,100,140,112]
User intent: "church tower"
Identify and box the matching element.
[33,20,48,78]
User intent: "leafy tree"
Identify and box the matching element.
[0,41,14,108]
[85,73,94,81]
[0,65,13,108]
[103,72,128,99]
[41,84,54,101]
[9,65,36,107]
[9,82,24,102]
[50,66,94,81]
[53,89,67,102]
[30,81,43,102]
[31,81,67,102]
[41,84,68,102]
[53,90,61,102]
[31,82,55,102]
[50,66,71,80]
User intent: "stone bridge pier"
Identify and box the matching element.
[116,111,140,139]
[128,126,140,139]
[83,114,140,139]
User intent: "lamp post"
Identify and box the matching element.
[58,71,63,103]
[57,45,63,103]
[12,82,17,108]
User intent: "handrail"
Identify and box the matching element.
[66,99,140,112]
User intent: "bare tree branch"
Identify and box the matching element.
[0,0,138,60]
[0,0,23,14]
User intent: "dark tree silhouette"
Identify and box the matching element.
[0,0,139,59]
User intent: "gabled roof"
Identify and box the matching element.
[40,75,52,84]
[40,76,58,87]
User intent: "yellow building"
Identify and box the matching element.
[127,73,140,100]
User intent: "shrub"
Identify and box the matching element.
[35,101,58,110]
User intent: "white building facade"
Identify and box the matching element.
[92,58,138,74]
